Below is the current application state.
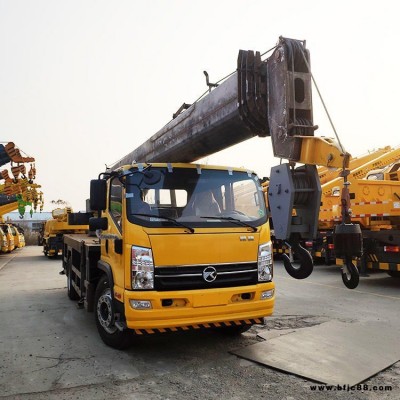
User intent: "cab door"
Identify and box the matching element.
[101,177,125,290]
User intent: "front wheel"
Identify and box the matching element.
[94,275,132,349]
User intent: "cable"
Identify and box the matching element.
[297,48,346,155]
[261,45,278,58]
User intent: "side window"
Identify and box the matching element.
[109,178,123,230]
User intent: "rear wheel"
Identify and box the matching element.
[94,275,133,349]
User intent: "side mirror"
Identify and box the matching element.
[90,179,107,211]
[89,217,108,231]
[68,212,93,225]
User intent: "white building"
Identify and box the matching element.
[3,211,52,232]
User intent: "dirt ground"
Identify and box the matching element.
[1,246,399,400]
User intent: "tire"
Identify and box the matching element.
[94,275,133,349]
[67,261,80,300]
[341,260,360,289]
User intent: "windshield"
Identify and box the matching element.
[0,225,9,234]
[125,166,267,229]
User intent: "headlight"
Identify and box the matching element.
[258,241,273,281]
[131,246,154,290]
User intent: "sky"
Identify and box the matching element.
[1,0,400,212]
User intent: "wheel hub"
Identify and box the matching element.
[97,289,117,334]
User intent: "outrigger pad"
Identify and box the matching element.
[231,320,400,386]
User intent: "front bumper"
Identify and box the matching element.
[123,281,275,334]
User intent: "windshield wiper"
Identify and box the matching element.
[132,213,195,233]
[200,216,258,232]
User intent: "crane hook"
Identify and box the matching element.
[341,256,360,289]
[333,165,362,289]
[281,239,313,279]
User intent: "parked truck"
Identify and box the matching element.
[335,158,400,279]
[9,224,25,249]
[43,207,91,258]
[62,37,360,348]
[0,223,15,253]
[304,146,400,266]
[298,146,400,282]
[0,225,10,253]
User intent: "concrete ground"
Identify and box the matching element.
[0,246,399,400]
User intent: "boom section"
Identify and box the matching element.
[110,37,348,170]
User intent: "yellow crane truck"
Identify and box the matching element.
[9,224,25,248]
[304,146,400,266]
[62,37,360,348]
[301,146,400,281]
[0,223,15,252]
[0,225,9,253]
[43,207,91,258]
[335,157,400,279]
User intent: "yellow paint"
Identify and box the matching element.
[91,163,274,332]
[0,224,15,252]
[123,282,274,330]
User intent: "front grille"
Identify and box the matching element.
[154,262,258,291]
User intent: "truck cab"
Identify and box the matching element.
[0,224,15,253]
[0,226,9,253]
[9,225,24,249]
[64,163,275,348]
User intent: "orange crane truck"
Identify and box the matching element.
[298,146,400,282]
[62,37,361,349]
[335,158,400,279]
[304,146,400,266]
[268,147,400,263]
